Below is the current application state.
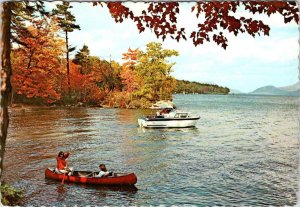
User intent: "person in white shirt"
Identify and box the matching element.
[94,164,113,177]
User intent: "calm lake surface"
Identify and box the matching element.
[3,94,299,206]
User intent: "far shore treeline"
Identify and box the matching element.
[175,80,229,95]
[10,2,229,109]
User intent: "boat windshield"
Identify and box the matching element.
[174,113,188,118]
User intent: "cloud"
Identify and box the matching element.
[66,2,298,92]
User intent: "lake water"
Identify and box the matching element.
[3,94,299,206]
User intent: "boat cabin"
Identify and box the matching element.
[154,108,191,119]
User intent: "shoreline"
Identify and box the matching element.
[10,93,298,110]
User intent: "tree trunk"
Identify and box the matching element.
[10,90,13,106]
[65,30,71,102]
[297,2,300,205]
[26,48,35,70]
[1,2,12,180]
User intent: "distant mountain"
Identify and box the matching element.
[250,86,289,95]
[278,81,300,91]
[250,82,299,96]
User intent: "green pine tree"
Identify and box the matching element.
[52,2,80,102]
[11,1,48,47]
[73,44,90,74]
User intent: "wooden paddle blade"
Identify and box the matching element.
[61,174,66,185]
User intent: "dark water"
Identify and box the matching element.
[3,94,299,206]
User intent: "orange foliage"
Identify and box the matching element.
[122,48,139,61]
[62,62,105,104]
[11,19,65,103]
[11,19,105,105]
[121,48,140,93]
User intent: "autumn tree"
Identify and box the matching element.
[72,45,92,102]
[116,43,178,108]
[52,2,80,102]
[121,48,140,93]
[65,61,105,105]
[102,48,141,108]
[71,51,123,104]
[135,42,179,102]
[8,2,51,105]
[76,56,113,91]
[11,18,65,104]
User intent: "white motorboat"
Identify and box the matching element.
[138,108,200,128]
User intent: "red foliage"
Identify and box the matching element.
[121,48,140,93]
[62,62,105,104]
[94,2,298,49]
[11,19,64,103]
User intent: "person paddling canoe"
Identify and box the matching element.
[55,151,73,175]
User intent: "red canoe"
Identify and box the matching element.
[45,168,137,186]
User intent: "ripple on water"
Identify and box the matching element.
[3,95,298,206]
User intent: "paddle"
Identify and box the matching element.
[60,153,70,185]
[61,172,66,185]
[61,166,68,185]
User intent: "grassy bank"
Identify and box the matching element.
[0,183,23,206]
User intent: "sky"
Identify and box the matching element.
[47,2,298,93]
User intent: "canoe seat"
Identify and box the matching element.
[48,168,59,173]
[54,168,63,174]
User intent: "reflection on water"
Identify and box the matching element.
[3,95,299,206]
[85,184,138,193]
[56,185,67,202]
[48,178,138,202]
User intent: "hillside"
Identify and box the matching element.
[250,84,299,96]
[278,81,300,91]
[175,80,230,95]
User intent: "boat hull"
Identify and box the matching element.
[45,168,137,186]
[138,117,199,128]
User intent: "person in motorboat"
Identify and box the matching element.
[162,108,172,114]
[156,108,173,118]
[55,151,73,176]
[94,164,113,177]
[156,111,163,117]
